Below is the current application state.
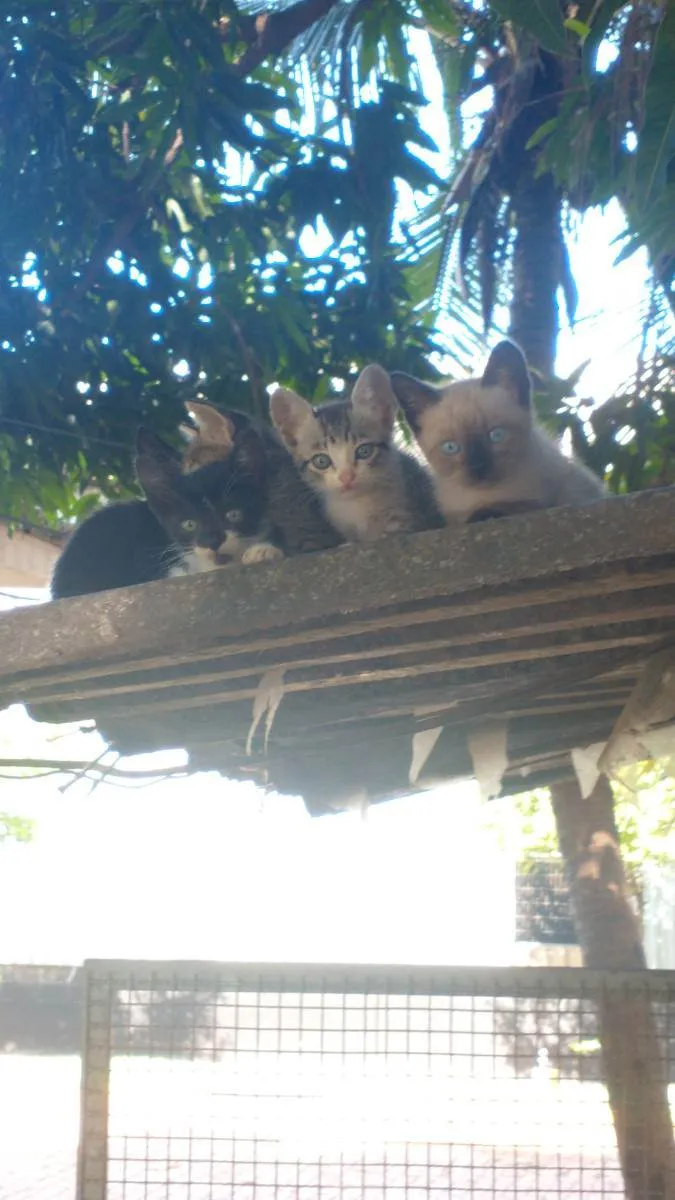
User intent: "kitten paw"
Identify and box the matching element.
[241,542,284,566]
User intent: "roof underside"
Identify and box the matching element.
[1,489,675,815]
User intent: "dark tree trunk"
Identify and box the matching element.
[551,774,675,1200]
[509,164,562,379]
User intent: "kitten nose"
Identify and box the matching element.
[338,467,357,490]
[466,436,493,482]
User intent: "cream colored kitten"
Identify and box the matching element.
[270,364,442,542]
[181,401,237,471]
[390,340,606,523]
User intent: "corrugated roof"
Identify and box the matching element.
[1,489,675,814]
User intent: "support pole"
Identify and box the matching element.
[551,774,675,1199]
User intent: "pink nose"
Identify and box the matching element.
[338,468,357,490]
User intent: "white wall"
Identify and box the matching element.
[0,527,57,587]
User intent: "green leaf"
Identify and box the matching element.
[0,814,34,843]
[634,8,675,203]
[276,301,311,354]
[564,17,591,40]
[525,117,559,151]
[166,198,193,233]
[189,174,214,220]
[420,0,460,41]
[489,0,569,55]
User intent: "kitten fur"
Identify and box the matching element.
[390,340,606,523]
[51,428,280,599]
[181,401,251,472]
[269,364,442,542]
[179,399,342,556]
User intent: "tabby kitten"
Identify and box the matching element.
[270,364,442,542]
[390,340,606,523]
[51,427,281,599]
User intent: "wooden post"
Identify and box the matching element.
[551,774,675,1200]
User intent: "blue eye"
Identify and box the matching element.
[440,440,461,456]
[489,426,509,444]
[355,442,377,461]
[310,453,332,470]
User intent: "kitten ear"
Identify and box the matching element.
[269,386,317,449]
[183,400,236,449]
[350,364,396,433]
[135,428,182,499]
[482,340,531,408]
[389,372,440,433]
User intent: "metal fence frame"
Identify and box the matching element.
[76,960,675,1200]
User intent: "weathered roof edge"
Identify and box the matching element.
[1,487,674,682]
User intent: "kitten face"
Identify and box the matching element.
[270,364,397,500]
[391,340,533,499]
[135,428,271,570]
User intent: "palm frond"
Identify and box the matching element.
[559,237,578,327]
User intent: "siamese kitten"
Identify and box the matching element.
[270,364,442,542]
[391,340,606,523]
[51,428,281,599]
[180,399,343,556]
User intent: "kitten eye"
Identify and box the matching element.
[180,518,198,533]
[310,452,332,470]
[355,442,377,461]
[489,426,509,444]
[440,440,461,456]
[226,508,243,524]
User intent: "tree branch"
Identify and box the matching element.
[67,0,342,307]
[0,757,186,782]
[232,0,342,78]
[224,311,266,420]
[71,128,185,304]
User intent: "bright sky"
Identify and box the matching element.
[0,587,517,967]
[0,30,665,971]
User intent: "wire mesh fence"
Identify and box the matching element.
[77,962,675,1199]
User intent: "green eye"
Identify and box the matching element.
[311,453,332,470]
[355,442,377,461]
[181,518,197,533]
[489,426,509,444]
[440,440,461,456]
[226,508,243,523]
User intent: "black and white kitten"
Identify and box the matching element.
[270,364,443,541]
[51,428,281,599]
[179,400,343,556]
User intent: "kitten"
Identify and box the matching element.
[179,399,343,556]
[390,340,606,523]
[180,401,251,472]
[51,428,281,599]
[137,426,282,569]
[269,364,442,542]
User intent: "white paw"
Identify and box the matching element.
[241,542,284,566]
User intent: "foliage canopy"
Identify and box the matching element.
[1,0,674,526]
